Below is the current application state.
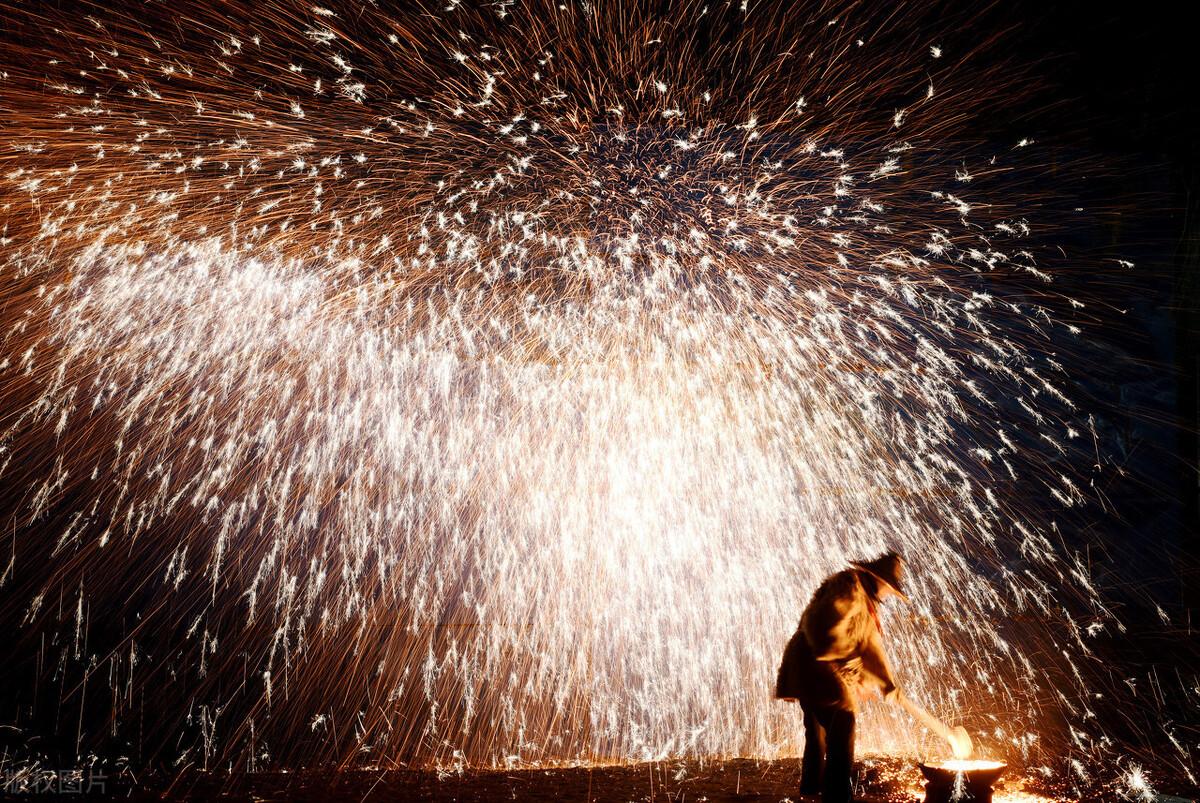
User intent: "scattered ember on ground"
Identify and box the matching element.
[42,757,1110,802]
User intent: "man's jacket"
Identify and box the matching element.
[776,568,897,708]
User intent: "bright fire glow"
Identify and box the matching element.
[929,759,1008,773]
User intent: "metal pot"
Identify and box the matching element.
[918,760,1007,803]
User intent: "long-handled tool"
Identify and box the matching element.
[894,692,973,758]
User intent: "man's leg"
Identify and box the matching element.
[821,708,855,803]
[799,707,825,794]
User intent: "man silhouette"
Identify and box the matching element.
[775,553,907,802]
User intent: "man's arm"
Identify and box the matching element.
[859,625,898,700]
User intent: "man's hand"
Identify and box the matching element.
[857,678,899,704]
[857,684,880,701]
[948,726,974,759]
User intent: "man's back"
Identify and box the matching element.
[801,569,873,662]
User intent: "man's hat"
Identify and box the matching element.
[851,552,908,601]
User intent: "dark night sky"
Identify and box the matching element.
[1001,0,1200,610]
[935,3,1200,777]
[1010,6,1200,781]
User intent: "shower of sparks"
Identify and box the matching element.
[0,0,1185,792]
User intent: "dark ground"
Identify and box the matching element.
[8,757,1191,803]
